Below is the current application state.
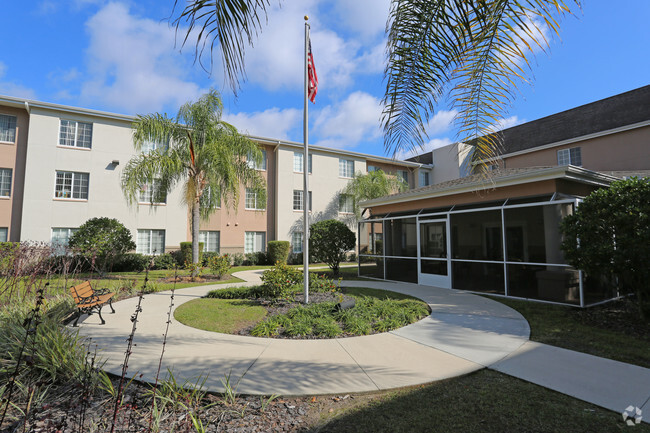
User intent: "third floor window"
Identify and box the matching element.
[339,159,354,178]
[0,114,17,143]
[59,119,93,149]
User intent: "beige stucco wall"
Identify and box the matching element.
[504,125,650,171]
[19,108,189,251]
[431,142,473,184]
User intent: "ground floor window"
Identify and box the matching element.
[291,231,303,253]
[245,231,266,253]
[0,227,7,243]
[199,231,220,252]
[51,227,78,254]
[137,229,165,255]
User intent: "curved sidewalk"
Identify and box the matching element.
[75,270,530,396]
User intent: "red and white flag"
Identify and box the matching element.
[308,39,318,103]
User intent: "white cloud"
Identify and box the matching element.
[79,2,205,114]
[331,0,390,41]
[495,115,523,131]
[224,107,301,140]
[426,109,458,136]
[394,137,454,160]
[0,62,37,99]
[312,91,382,149]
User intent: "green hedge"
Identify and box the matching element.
[267,241,291,264]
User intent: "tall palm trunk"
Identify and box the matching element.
[192,199,200,276]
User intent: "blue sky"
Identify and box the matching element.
[2,1,649,159]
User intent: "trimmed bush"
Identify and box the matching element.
[245,251,267,266]
[259,262,302,301]
[309,219,356,275]
[267,241,291,265]
[153,253,176,270]
[112,253,150,272]
[179,242,204,266]
[288,252,303,265]
[68,217,136,273]
[206,286,264,299]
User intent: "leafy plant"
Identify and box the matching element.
[68,217,136,274]
[259,262,302,301]
[184,261,203,281]
[206,286,263,299]
[267,241,291,265]
[309,273,341,293]
[153,253,176,270]
[309,219,356,275]
[231,253,245,266]
[207,254,231,278]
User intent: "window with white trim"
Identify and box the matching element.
[0,114,17,143]
[54,171,89,199]
[339,159,354,178]
[245,188,265,210]
[397,170,408,184]
[291,231,303,253]
[245,231,266,253]
[138,180,166,204]
[199,231,220,252]
[367,165,379,172]
[293,190,312,211]
[419,171,430,187]
[0,228,8,243]
[141,140,169,154]
[339,194,354,214]
[137,229,165,255]
[0,168,11,197]
[293,152,313,173]
[59,119,92,149]
[247,149,267,170]
[557,147,582,166]
[51,227,78,253]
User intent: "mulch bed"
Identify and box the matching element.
[575,297,650,341]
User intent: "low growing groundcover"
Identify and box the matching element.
[174,286,430,338]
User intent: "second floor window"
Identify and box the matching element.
[139,180,166,204]
[419,171,430,187]
[247,149,267,170]
[339,159,354,178]
[293,152,313,173]
[245,188,265,210]
[557,147,582,166]
[397,170,409,184]
[59,120,93,149]
[0,114,17,143]
[0,168,12,197]
[55,171,89,199]
[141,140,169,154]
[293,190,312,211]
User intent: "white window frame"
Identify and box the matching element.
[247,149,267,171]
[0,227,8,243]
[54,171,89,200]
[339,159,354,178]
[293,190,312,211]
[245,231,266,253]
[339,194,354,214]
[245,188,265,210]
[0,168,12,197]
[59,119,93,149]
[419,171,430,187]
[0,114,17,144]
[557,147,582,166]
[51,227,78,251]
[293,152,313,173]
[199,230,220,253]
[137,229,165,255]
[141,140,169,155]
[138,179,166,204]
[291,231,303,253]
[397,170,409,184]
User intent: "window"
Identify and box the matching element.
[138,180,166,204]
[245,231,266,253]
[199,231,220,252]
[293,152,313,173]
[367,165,379,172]
[419,171,430,187]
[557,147,582,166]
[0,228,8,243]
[245,188,265,210]
[397,170,409,184]
[54,171,89,199]
[247,149,267,170]
[293,190,312,211]
[0,114,17,143]
[339,159,354,178]
[51,227,78,252]
[141,140,169,154]
[339,194,354,213]
[137,229,165,255]
[59,120,92,149]
[291,232,303,253]
[0,168,11,197]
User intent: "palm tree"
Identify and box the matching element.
[170,0,579,171]
[122,90,266,268]
[342,170,408,219]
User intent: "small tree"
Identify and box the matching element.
[68,217,136,274]
[343,170,408,219]
[561,177,650,319]
[309,219,355,276]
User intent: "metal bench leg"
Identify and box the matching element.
[97,305,106,325]
[73,309,82,327]
[108,298,115,313]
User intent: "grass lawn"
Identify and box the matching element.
[489,296,650,369]
[174,298,267,333]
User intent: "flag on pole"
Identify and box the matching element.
[308,40,318,103]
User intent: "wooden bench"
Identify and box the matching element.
[69,281,116,326]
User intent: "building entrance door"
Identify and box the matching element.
[418,219,451,288]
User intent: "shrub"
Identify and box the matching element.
[231,253,245,266]
[184,260,203,280]
[202,251,220,266]
[112,253,150,272]
[206,286,263,299]
[259,262,302,301]
[288,252,303,265]
[348,252,357,263]
[179,242,204,266]
[267,241,291,265]
[309,219,356,275]
[309,273,341,293]
[153,253,176,270]
[208,254,231,278]
[68,217,136,273]
[245,251,267,266]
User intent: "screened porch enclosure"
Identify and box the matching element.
[358,196,617,307]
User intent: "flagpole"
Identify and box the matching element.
[303,16,310,304]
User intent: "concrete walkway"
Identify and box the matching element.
[76,270,650,422]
